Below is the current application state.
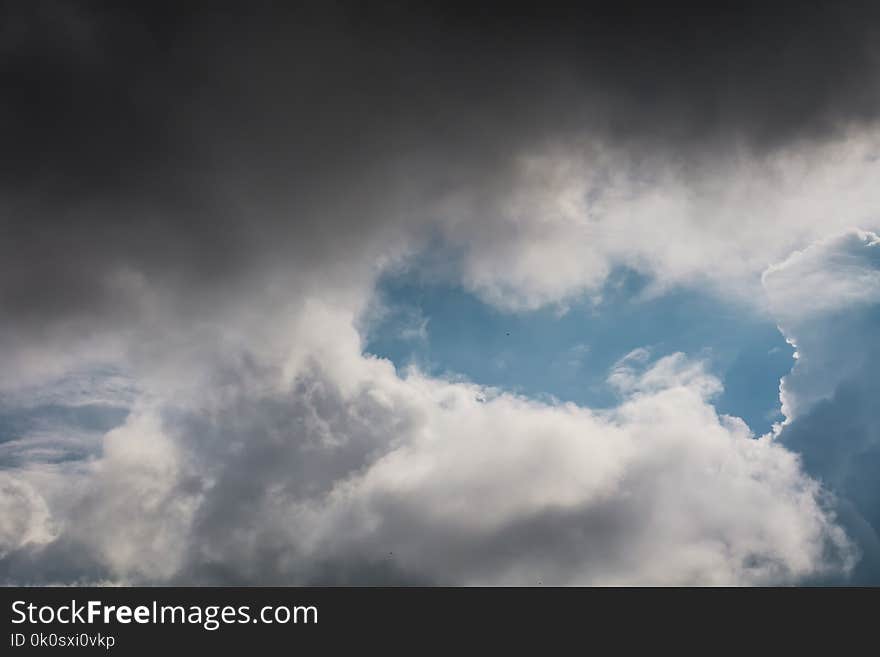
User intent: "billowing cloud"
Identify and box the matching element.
[765,231,880,582]
[0,306,855,585]
[2,3,880,585]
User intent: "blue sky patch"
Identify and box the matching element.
[365,267,793,435]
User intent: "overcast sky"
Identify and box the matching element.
[2,1,880,585]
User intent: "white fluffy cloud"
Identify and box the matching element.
[0,301,855,585]
[441,131,880,310]
[764,229,880,421]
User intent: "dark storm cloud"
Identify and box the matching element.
[7,1,880,184]
[2,0,880,338]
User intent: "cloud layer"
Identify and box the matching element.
[2,3,880,585]
[0,309,855,585]
[3,2,880,341]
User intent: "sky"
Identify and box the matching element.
[1,1,880,585]
[364,265,795,434]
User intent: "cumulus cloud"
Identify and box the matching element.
[764,231,880,582]
[764,230,880,421]
[2,3,880,585]
[0,309,855,585]
[0,476,55,558]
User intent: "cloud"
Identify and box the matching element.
[0,476,55,558]
[1,3,879,585]
[764,229,880,325]
[0,307,854,585]
[440,135,880,309]
[2,2,880,346]
[764,231,880,582]
[764,230,880,420]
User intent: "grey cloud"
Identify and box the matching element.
[3,1,880,338]
[765,232,880,583]
[2,2,879,587]
[782,366,880,583]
